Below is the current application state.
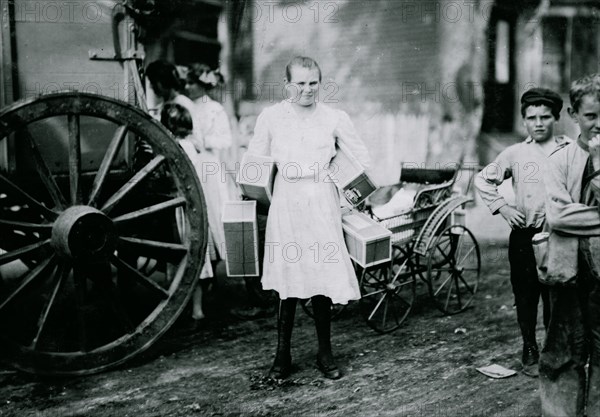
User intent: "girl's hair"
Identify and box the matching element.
[161,102,193,139]
[285,56,322,82]
[187,62,223,90]
[570,73,600,112]
[146,60,183,91]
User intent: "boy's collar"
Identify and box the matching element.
[525,135,569,145]
[576,135,589,152]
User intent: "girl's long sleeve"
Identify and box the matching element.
[246,109,272,157]
[333,110,371,170]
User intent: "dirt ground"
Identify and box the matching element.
[0,241,545,417]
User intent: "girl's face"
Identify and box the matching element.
[185,81,203,100]
[285,66,320,107]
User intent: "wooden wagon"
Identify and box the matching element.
[0,0,214,375]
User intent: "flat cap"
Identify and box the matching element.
[521,88,563,112]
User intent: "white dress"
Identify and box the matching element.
[190,95,233,260]
[246,100,371,304]
[178,137,215,279]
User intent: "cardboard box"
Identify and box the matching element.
[329,141,377,206]
[236,153,277,206]
[222,201,260,277]
[342,210,392,268]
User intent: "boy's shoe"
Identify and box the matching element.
[522,345,540,378]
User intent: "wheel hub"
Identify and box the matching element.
[51,206,116,260]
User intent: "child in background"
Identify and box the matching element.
[161,102,214,320]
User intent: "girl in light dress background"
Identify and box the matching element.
[245,56,371,380]
[183,63,234,320]
[147,60,232,320]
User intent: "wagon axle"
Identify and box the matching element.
[51,206,116,260]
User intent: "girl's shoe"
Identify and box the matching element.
[316,353,341,380]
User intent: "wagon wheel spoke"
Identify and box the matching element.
[0,239,50,266]
[367,292,388,321]
[0,255,56,314]
[88,125,128,207]
[381,297,390,330]
[430,239,452,268]
[361,287,387,298]
[117,237,187,263]
[444,273,455,311]
[72,264,89,352]
[100,155,166,214]
[68,115,82,205]
[394,279,415,290]
[456,245,476,268]
[362,275,386,289]
[111,256,170,300]
[23,130,67,210]
[360,265,415,334]
[0,174,58,220]
[433,271,453,297]
[88,261,135,334]
[0,219,53,233]
[427,225,481,315]
[457,272,475,295]
[112,197,186,224]
[451,234,465,267]
[30,262,70,350]
[454,275,463,310]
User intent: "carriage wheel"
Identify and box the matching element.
[0,93,207,375]
[359,250,416,334]
[426,225,480,315]
[299,298,347,320]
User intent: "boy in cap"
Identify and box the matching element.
[475,87,570,377]
[540,74,600,417]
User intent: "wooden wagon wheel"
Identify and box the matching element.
[0,92,207,375]
[426,225,480,315]
[359,246,416,334]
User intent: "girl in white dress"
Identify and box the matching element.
[184,63,232,260]
[245,57,371,380]
[182,64,233,320]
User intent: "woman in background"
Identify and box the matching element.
[184,63,232,319]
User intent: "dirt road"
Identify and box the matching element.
[0,242,544,417]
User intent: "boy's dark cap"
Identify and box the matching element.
[521,88,563,113]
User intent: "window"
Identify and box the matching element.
[495,20,510,83]
[542,17,568,91]
[541,13,600,92]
